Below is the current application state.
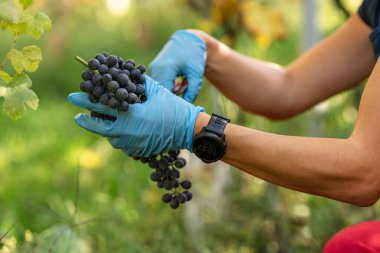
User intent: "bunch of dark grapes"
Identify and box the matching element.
[76,53,192,209]
[79,53,146,115]
[133,150,192,209]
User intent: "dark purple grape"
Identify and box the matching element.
[116,73,130,87]
[102,52,110,57]
[92,73,103,86]
[121,69,130,76]
[162,193,172,203]
[116,88,129,100]
[117,56,124,66]
[126,81,136,93]
[150,172,159,182]
[102,74,112,86]
[108,67,119,79]
[126,59,135,66]
[157,181,164,189]
[125,63,134,71]
[183,191,192,201]
[174,158,186,168]
[95,54,107,64]
[99,93,109,105]
[108,81,119,92]
[148,160,159,169]
[80,80,94,93]
[88,93,98,103]
[177,193,187,203]
[127,93,138,104]
[135,84,145,96]
[180,180,191,190]
[98,64,109,75]
[81,70,93,81]
[138,75,145,85]
[136,65,146,74]
[93,86,106,97]
[119,101,129,112]
[171,169,180,179]
[107,55,118,67]
[88,59,100,70]
[171,179,180,188]
[170,198,180,209]
[109,97,120,109]
[164,180,172,190]
[130,69,141,80]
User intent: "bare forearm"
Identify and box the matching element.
[194,112,377,206]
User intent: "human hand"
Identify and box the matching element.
[149,30,206,103]
[68,75,205,157]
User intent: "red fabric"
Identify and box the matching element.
[323,221,380,253]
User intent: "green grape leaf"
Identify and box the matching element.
[1,18,27,35]
[7,48,24,73]
[10,72,32,87]
[19,0,32,9]
[0,0,19,22]
[22,46,42,72]
[2,85,38,120]
[7,46,42,73]
[0,70,12,84]
[25,12,52,39]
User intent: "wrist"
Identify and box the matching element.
[193,112,211,138]
[186,29,219,74]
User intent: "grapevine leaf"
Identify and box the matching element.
[2,86,38,120]
[0,0,19,22]
[19,0,32,9]
[25,12,52,39]
[0,70,12,84]
[7,49,24,73]
[7,46,42,73]
[10,72,32,87]
[22,46,42,72]
[1,18,27,35]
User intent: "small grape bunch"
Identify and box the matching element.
[134,150,193,209]
[75,53,146,119]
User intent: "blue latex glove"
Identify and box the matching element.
[68,76,205,157]
[149,30,206,103]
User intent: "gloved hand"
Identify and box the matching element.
[149,30,206,103]
[68,75,205,157]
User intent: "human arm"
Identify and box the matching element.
[193,58,380,207]
[190,13,375,119]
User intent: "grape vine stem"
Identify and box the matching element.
[0,35,19,70]
[74,56,88,68]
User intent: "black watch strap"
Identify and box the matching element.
[205,113,231,136]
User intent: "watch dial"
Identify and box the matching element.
[193,135,223,161]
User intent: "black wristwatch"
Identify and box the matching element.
[192,113,230,163]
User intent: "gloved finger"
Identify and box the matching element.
[68,92,118,118]
[182,74,203,103]
[149,65,177,91]
[74,113,117,137]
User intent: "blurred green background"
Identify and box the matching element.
[1,0,378,252]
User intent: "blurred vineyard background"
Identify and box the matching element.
[0,0,378,252]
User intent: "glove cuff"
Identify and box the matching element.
[184,105,205,151]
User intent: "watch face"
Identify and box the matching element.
[193,135,224,162]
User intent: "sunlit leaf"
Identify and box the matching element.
[0,70,12,84]
[25,12,52,39]
[7,49,24,73]
[0,0,19,22]
[19,0,32,9]
[22,46,42,72]
[7,46,42,73]
[9,72,32,87]
[1,18,27,35]
[2,86,38,120]
[0,86,11,96]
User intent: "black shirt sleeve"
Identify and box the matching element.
[358,0,378,29]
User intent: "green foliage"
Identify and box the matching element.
[0,0,51,120]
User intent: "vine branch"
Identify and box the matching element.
[0,35,19,70]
